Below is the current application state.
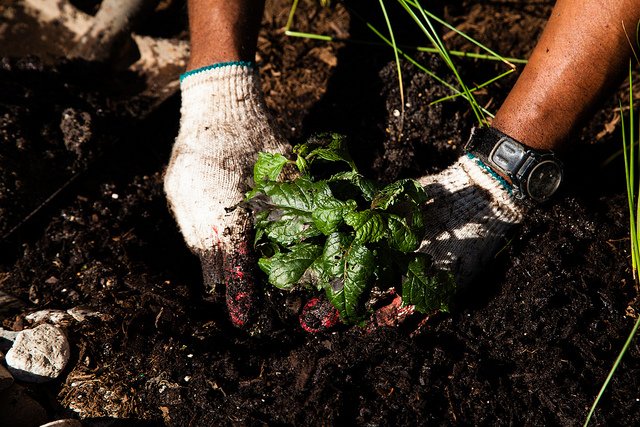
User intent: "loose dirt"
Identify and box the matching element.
[1,0,639,425]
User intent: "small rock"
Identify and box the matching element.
[25,310,74,327]
[40,419,83,427]
[0,383,48,427]
[67,306,106,322]
[24,307,105,326]
[6,324,70,383]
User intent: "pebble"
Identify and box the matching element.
[25,310,74,327]
[40,419,83,427]
[5,324,70,383]
[24,307,106,326]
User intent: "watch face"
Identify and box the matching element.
[526,160,563,202]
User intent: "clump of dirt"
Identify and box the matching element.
[2,0,640,426]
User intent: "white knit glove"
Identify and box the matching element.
[417,153,525,286]
[164,62,290,326]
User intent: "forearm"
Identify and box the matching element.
[187,0,265,70]
[493,0,640,151]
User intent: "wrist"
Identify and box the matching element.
[180,60,255,83]
[178,61,266,123]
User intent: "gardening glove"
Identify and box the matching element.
[416,152,525,286]
[164,62,290,327]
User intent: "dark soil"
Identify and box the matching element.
[2,0,640,425]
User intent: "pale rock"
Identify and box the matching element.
[66,306,107,322]
[25,309,74,327]
[6,324,70,382]
[24,307,106,326]
[40,419,83,427]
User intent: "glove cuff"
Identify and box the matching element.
[179,60,255,82]
[460,154,525,224]
[179,61,267,123]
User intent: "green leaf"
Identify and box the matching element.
[258,257,272,275]
[266,243,323,289]
[293,142,312,158]
[293,133,358,172]
[324,240,374,321]
[252,179,338,246]
[312,191,358,235]
[371,179,428,210]
[262,178,319,213]
[317,232,353,279]
[328,171,378,201]
[254,152,289,184]
[386,214,419,253]
[295,155,309,176]
[344,210,386,243]
[252,210,269,245]
[402,254,456,313]
[264,212,321,246]
[308,147,357,170]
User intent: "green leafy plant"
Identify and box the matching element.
[245,134,456,323]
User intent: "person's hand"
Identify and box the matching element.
[164,62,290,327]
[416,152,524,286]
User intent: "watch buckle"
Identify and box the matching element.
[489,137,526,176]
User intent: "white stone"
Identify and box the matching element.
[66,307,106,322]
[39,419,83,427]
[24,307,106,326]
[25,310,74,327]
[5,324,70,383]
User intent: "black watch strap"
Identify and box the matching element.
[464,126,563,202]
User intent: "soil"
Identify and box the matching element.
[2,0,640,425]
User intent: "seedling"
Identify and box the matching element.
[245,134,456,323]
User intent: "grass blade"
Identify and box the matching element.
[429,68,515,106]
[403,0,516,69]
[584,59,640,426]
[378,0,405,116]
[285,0,300,32]
[397,0,485,124]
[583,315,640,426]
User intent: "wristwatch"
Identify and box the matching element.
[464,126,563,202]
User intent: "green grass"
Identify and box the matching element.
[378,0,405,116]
[584,61,640,426]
